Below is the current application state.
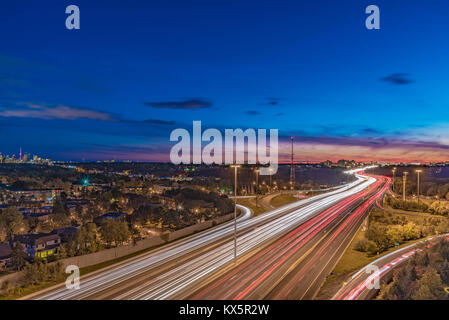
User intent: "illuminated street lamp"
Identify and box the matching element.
[254,168,260,208]
[392,167,397,193]
[230,165,240,264]
[415,169,422,203]
[403,171,409,201]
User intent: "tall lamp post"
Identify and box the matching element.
[392,167,397,193]
[254,168,260,208]
[230,165,240,264]
[403,171,408,201]
[416,169,422,203]
[269,168,273,192]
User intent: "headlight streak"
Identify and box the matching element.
[37,171,373,300]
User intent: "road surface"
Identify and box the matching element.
[189,174,388,300]
[333,233,449,300]
[32,174,370,300]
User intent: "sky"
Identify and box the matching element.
[1,0,449,163]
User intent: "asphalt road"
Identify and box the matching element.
[188,174,388,300]
[32,174,370,300]
[333,232,449,300]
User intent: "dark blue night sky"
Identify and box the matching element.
[1,0,449,162]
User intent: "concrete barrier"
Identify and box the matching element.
[57,236,166,269]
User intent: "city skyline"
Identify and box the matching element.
[1,1,449,163]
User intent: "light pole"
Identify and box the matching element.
[403,171,408,201]
[392,167,397,193]
[416,169,422,203]
[269,168,273,192]
[254,168,260,208]
[230,165,240,264]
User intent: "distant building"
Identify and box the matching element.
[22,153,30,163]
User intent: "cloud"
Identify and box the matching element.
[245,110,261,116]
[0,103,114,121]
[261,97,281,106]
[280,133,449,152]
[381,73,414,85]
[360,127,381,135]
[142,118,176,125]
[144,99,212,109]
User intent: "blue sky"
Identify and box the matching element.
[1,0,449,162]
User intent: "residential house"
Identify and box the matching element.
[14,232,61,260]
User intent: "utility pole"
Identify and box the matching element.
[403,171,408,201]
[392,167,397,193]
[230,165,240,264]
[416,169,422,203]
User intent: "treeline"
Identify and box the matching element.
[355,209,449,255]
[378,239,449,300]
[130,188,234,230]
[385,196,449,216]
[1,259,65,297]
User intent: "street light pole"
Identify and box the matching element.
[416,169,422,203]
[392,167,397,193]
[254,168,259,208]
[269,168,273,192]
[230,165,240,264]
[403,171,408,201]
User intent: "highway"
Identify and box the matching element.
[33,171,372,300]
[333,232,449,300]
[189,174,388,300]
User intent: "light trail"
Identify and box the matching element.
[333,233,449,300]
[191,174,385,300]
[35,174,371,300]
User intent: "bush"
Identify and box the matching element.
[354,238,369,252]
[366,240,379,255]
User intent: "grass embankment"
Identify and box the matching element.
[270,194,298,208]
[237,198,266,216]
[316,207,449,299]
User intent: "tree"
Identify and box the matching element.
[51,198,71,227]
[386,225,403,245]
[368,223,390,252]
[412,268,445,300]
[10,241,27,271]
[366,240,379,256]
[0,207,26,240]
[100,219,130,247]
[67,223,100,256]
[402,222,421,241]
[354,238,368,252]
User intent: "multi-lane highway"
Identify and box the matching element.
[32,171,373,300]
[333,233,449,300]
[189,174,389,300]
